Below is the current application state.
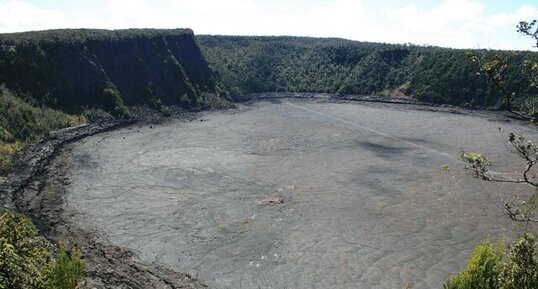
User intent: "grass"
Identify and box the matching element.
[0,85,86,171]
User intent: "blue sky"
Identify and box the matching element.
[0,0,537,50]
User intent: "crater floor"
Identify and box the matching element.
[66,98,537,289]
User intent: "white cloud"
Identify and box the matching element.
[383,0,486,47]
[105,0,153,26]
[306,0,366,38]
[383,0,538,49]
[436,0,484,22]
[169,0,367,37]
[173,0,282,34]
[0,0,535,50]
[485,4,537,28]
[0,0,65,32]
[96,0,180,28]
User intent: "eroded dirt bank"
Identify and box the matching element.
[63,97,537,289]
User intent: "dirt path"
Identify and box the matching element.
[63,98,538,289]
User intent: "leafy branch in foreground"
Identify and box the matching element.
[461,131,538,230]
[467,53,515,111]
[518,20,538,48]
[447,133,538,288]
[466,19,538,118]
[462,132,537,186]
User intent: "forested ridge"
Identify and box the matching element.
[198,35,538,110]
[1,30,536,117]
[1,29,537,169]
[0,29,228,169]
[0,29,227,117]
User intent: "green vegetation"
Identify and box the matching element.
[500,233,538,289]
[2,27,538,288]
[1,29,535,130]
[100,82,131,119]
[0,85,85,169]
[199,35,538,112]
[47,246,85,289]
[0,210,85,289]
[0,210,51,288]
[0,28,193,44]
[446,20,538,288]
[444,239,504,289]
[0,29,228,118]
[449,130,538,289]
[0,29,235,170]
[447,136,538,287]
[444,235,538,289]
[80,107,114,123]
[461,20,538,119]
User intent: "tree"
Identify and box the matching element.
[468,53,515,111]
[461,131,538,232]
[444,239,504,289]
[455,132,538,288]
[467,20,538,117]
[500,233,538,289]
[0,210,52,289]
[518,20,538,48]
[445,19,538,289]
[0,210,85,289]
[461,19,538,231]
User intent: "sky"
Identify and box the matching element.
[0,0,537,50]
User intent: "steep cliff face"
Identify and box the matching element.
[0,29,226,116]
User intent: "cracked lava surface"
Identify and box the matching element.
[66,99,538,289]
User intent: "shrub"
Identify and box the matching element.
[178,93,192,108]
[81,107,114,123]
[500,233,538,289]
[0,210,52,289]
[100,82,131,119]
[0,85,86,170]
[47,246,85,289]
[445,234,538,289]
[0,141,22,170]
[0,86,85,143]
[0,210,85,289]
[444,239,504,289]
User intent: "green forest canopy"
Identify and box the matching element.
[198,35,538,110]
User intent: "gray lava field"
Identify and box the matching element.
[64,98,538,289]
